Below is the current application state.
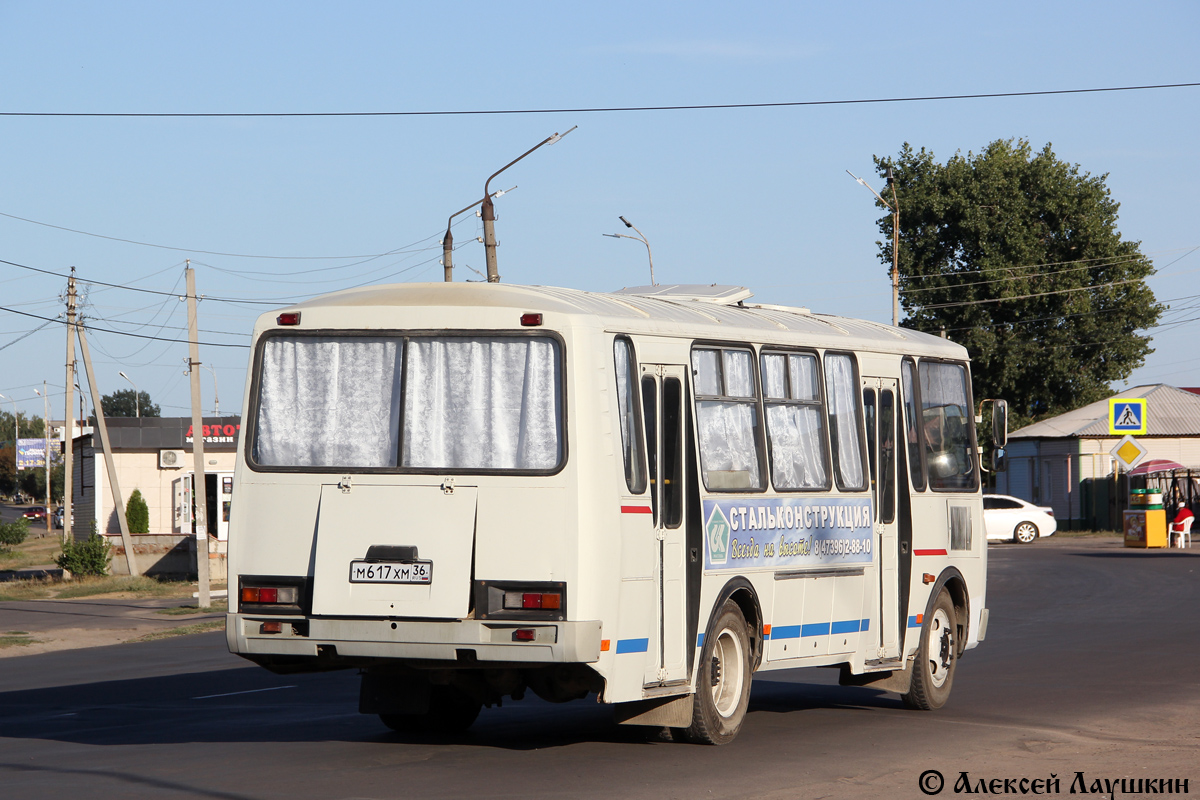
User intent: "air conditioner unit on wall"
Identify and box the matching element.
[159,449,186,469]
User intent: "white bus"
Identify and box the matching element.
[226,282,998,744]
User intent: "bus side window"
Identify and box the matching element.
[761,351,829,491]
[823,353,866,491]
[901,358,927,491]
[692,347,764,491]
[613,337,647,493]
[864,388,877,512]
[642,375,659,523]
[663,378,684,528]
[880,389,896,523]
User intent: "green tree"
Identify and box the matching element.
[126,488,150,533]
[875,139,1162,425]
[99,389,160,418]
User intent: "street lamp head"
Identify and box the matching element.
[619,216,632,228]
[886,165,895,185]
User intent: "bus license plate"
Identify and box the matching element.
[348,560,433,584]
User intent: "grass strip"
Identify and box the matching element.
[0,634,39,648]
[134,620,224,642]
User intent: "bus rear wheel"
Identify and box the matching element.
[902,590,957,710]
[680,600,752,745]
[380,685,481,735]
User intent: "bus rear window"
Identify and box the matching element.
[252,334,563,471]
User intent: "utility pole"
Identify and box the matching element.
[847,169,902,327]
[77,325,138,576]
[442,187,516,282]
[480,127,576,283]
[63,270,76,545]
[185,262,211,607]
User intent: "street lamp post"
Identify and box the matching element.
[604,216,657,286]
[118,371,139,418]
[479,127,576,283]
[847,169,901,327]
[442,186,516,282]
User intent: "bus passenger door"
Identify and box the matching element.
[863,378,902,660]
[640,365,689,686]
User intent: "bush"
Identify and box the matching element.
[56,533,112,576]
[126,489,150,534]
[0,517,29,547]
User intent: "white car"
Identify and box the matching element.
[983,494,1057,543]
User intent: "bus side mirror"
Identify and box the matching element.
[992,448,1007,473]
[992,399,1008,448]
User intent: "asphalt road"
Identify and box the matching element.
[1,537,1197,799]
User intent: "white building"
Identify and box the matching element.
[70,416,240,577]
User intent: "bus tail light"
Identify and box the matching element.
[505,591,562,610]
[520,313,543,326]
[474,580,566,621]
[277,312,301,326]
[239,576,307,615]
[512,629,537,642]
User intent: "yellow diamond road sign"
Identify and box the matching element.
[1111,435,1148,472]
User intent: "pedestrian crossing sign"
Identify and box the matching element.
[1109,397,1147,435]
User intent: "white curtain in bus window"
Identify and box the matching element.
[403,337,562,470]
[823,353,865,490]
[762,353,827,490]
[918,361,977,490]
[613,338,646,492]
[254,336,403,467]
[692,348,762,490]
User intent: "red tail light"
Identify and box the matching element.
[508,592,562,610]
[277,312,301,326]
[512,629,537,642]
[241,585,298,605]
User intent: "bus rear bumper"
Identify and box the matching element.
[227,614,603,665]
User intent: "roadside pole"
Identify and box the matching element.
[77,324,138,576]
[62,271,76,545]
[185,263,211,607]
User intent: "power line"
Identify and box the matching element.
[0,304,250,348]
[1,82,1197,118]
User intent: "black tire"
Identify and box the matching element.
[1013,521,1038,544]
[681,600,753,745]
[902,590,957,710]
[380,685,481,735]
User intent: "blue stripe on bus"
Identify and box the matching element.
[771,625,801,640]
[699,618,874,647]
[615,638,649,654]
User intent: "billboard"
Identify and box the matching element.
[17,439,47,469]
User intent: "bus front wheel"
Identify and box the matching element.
[680,600,752,745]
[902,590,957,710]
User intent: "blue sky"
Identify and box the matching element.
[1,2,1197,420]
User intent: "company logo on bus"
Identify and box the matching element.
[707,505,731,565]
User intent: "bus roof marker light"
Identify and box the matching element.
[277,312,301,326]
[520,313,543,326]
